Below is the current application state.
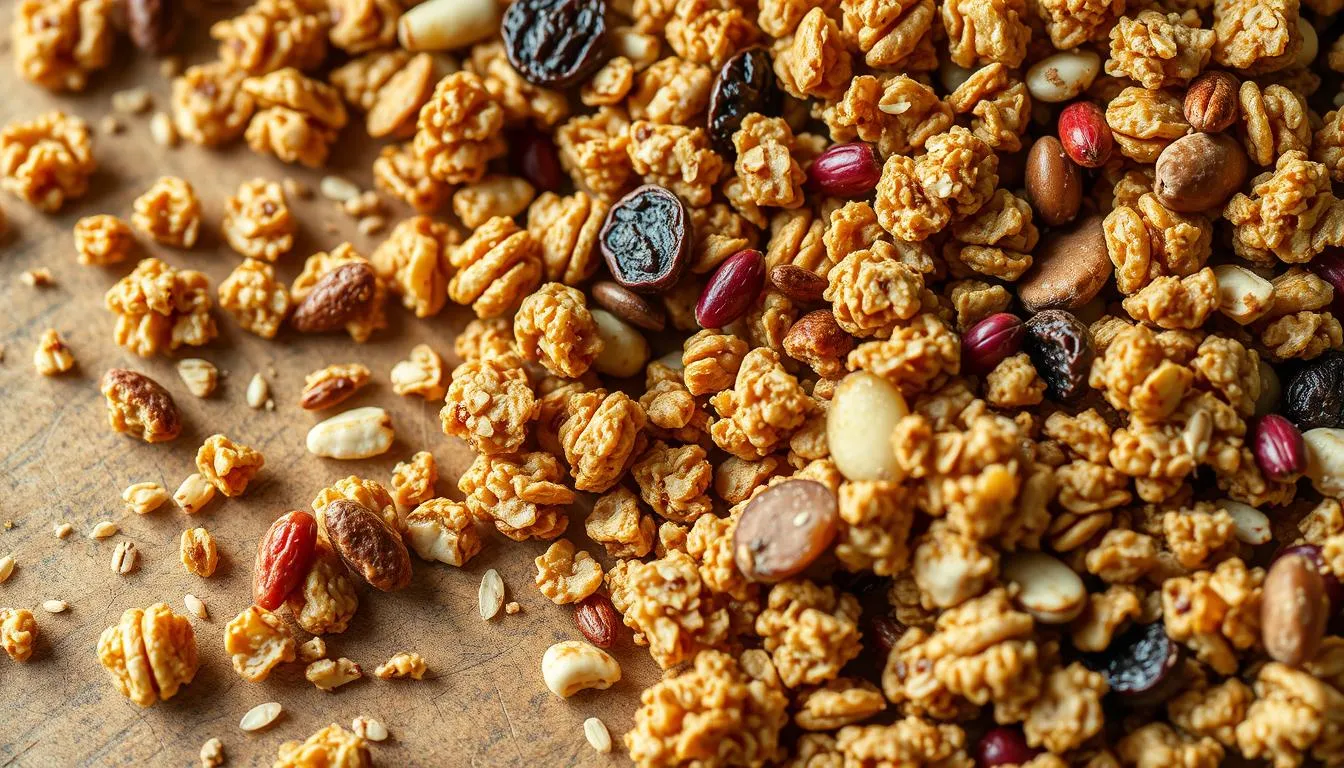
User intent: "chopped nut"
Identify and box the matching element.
[0,608,37,662]
[180,528,218,578]
[352,716,388,742]
[374,651,427,680]
[390,344,447,400]
[196,435,264,497]
[297,637,327,663]
[177,359,219,398]
[199,737,224,768]
[174,474,217,514]
[224,606,295,683]
[306,657,362,691]
[33,329,75,376]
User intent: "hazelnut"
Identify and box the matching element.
[1153,133,1248,213]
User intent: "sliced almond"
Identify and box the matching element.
[90,521,119,539]
[53,523,72,539]
[319,175,361,202]
[583,717,613,754]
[478,568,504,620]
[239,702,283,732]
[1001,551,1086,624]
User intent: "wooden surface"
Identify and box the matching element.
[0,8,655,766]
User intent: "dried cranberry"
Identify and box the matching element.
[1087,620,1180,696]
[962,313,1025,374]
[1022,309,1094,401]
[1283,353,1344,429]
[807,142,882,197]
[707,47,781,156]
[867,615,905,658]
[976,727,1040,768]
[599,185,691,293]
[513,129,565,193]
[1276,544,1344,616]
[501,0,608,88]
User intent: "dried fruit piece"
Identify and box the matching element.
[253,511,319,611]
[321,499,413,592]
[807,142,882,197]
[1087,619,1179,697]
[501,0,608,88]
[734,480,839,583]
[599,185,691,293]
[1253,414,1306,481]
[977,727,1042,768]
[696,249,765,329]
[1023,309,1095,401]
[962,313,1025,374]
[1283,354,1344,429]
[707,47,780,156]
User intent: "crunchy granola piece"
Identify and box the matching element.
[413,71,505,185]
[1314,109,1344,183]
[941,0,1029,68]
[286,540,359,635]
[464,41,568,129]
[825,242,926,338]
[1105,87,1190,164]
[874,156,947,242]
[527,191,608,286]
[731,114,805,211]
[756,580,861,688]
[1162,504,1237,569]
[390,344,446,401]
[837,0,935,71]
[243,68,347,167]
[1070,585,1143,652]
[514,283,603,379]
[305,657,362,691]
[711,348,815,460]
[373,141,450,213]
[1169,677,1253,747]
[835,719,973,768]
[882,587,1040,722]
[448,216,543,319]
[633,441,713,523]
[1162,557,1263,674]
[534,539,603,604]
[224,605,294,682]
[370,216,455,318]
[1261,310,1344,360]
[172,62,256,147]
[1035,0,1121,48]
[794,678,886,731]
[73,215,133,266]
[821,200,883,268]
[196,434,264,497]
[290,243,388,342]
[761,0,837,37]
[832,481,914,576]
[12,0,113,92]
[665,0,758,68]
[405,497,482,567]
[219,258,290,339]
[628,57,712,127]
[389,451,436,514]
[0,111,94,212]
[607,551,732,668]
[1236,662,1344,768]
[641,364,711,444]
[328,0,399,53]
[581,56,635,107]
[274,724,369,768]
[1212,0,1299,74]
[1122,268,1219,330]
[131,176,201,249]
[685,512,756,603]
[1241,82,1310,168]
[459,451,573,541]
[32,329,74,376]
[823,75,947,160]
[1088,324,1192,421]
[1044,410,1112,464]
[553,107,634,201]
[374,651,426,679]
[683,330,748,396]
[586,487,656,558]
[762,208,827,278]
[0,608,37,663]
[1267,267,1334,321]
[329,49,408,110]
[1119,723,1223,768]
[916,126,998,218]
[773,8,852,100]
[179,527,218,577]
[105,258,216,357]
[627,121,724,208]
[848,313,961,396]
[909,520,1000,609]
[943,190,1037,281]
[626,649,788,766]
[559,389,648,492]
[223,179,294,261]
[96,604,198,706]
[1103,193,1211,295]
[454,317,515,362]
[1024,663,1108,753]
[453,175,535,230]
[211,0,329,75]
[440,352,537,455]
[985,353,1045,408]
[1106,11,1215,89]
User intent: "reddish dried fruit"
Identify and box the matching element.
[253,511,319,611]
[807,142,882,198]
[867,615,904,658]
[769,264,827,304]
[599,185,691,293]
[291,263,377,333]
[574,593,621,648]
[696,249,766,329]
[501,0,608,88]
[514,129,565,193]
[1056,101,1112,168]
[962,313,1025,374]
[977,727,1040,768]
[707,47,780,156]
[733,479,838,583]
[1253,414,1307,481]
[322,499,413,592]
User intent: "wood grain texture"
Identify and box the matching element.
[0,7,652,766]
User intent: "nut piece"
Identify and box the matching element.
[584,717,612,754]
[110,541,138,575]
[89,521,119,540]
[42,600,68,614]
[406,498,482,567]
[734,480,839,583]
[1212,264,1274,325]
[239,702,283,732]
[574,593,620,649]
[96,603,198,706]
[0,557,14,584]
[1153,132,1248,213]
[399,0,501,52]
[291,261,380,334]
[0,608,37,662]
[300,363,372,410]
[122,482,169,515]
[541,640,621,698]
[1262,553,1327,666]
[245,373,269,409]
[224,606,295,683]
[176,359,218,398]
[306,407,395,460]
[390,344,447,400]
[321,499,413,591]
[174,474,217,514]
[306,657,363,691]
[479,568,505,620]
[374,651,427,679]
[1184,71,1239,133]
[828,372,908,481]
[1001,551,1087,624]
[1304,428,1344,497]
[180,528,218,577]
[1025,135,1082,228]
[199,737,224,768]
[1017,215,1109,313]
[99,369,182,443]
[352,716,389,742]
[183,594,207,620]
[298,637,327,663]
[33,329,75,376]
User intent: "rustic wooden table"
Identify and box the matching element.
[0,7,653,766]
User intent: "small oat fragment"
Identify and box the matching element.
[505,601,521,615]
[0,556,14,583]
[297,637,327,663]
[123,482,169,514]
[352,716,388,742]
[100,116,124,135]
[89,521,119,539]
[111,87,153,115]
[177,359,218,397]
[478,569,504,620]
[199,737,224,768]
[245,373,268,409]
[374,651,427,680]
[357,215,386,236]
[33,329,74,376]
[184,594,208,620]
[42,599,68,614]
[53,523,72,539]
[584,717,612,754]
[110,541,138,575]
[159,56,183,78]
[306,658,363,691]
[150,112,178,147]
[174,474,217,514]
[320,175,361,202]
[239,702,282,732]
[20,268,53,287]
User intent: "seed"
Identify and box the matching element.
[90,521,119,539]
[174,473,217,514]
[149,112,178,147]
[352,716,389,742]
[479,568,505,620]
[320,175,361,202]
[0,555,14,583]
[177,358,218,398]
[111,87,153,115]
[245,373,269,409]
[583,717,613,754]
[357,215,387,236]
[53,523,72,539]
[110,541,138,575]
[43,599,69,613]
[239,702,283,732]
[184,593,208,619]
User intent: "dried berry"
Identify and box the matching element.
[1283,354,1344,429]
[501,0,608,88]
[962,313,1025,374]
[599,185,691,293]
[977,727,1041,768]
[696,249,765,329]
[733,479,838,583]
[513,129,565,193]
[1023,309,1094,401]
[1253,414,1307,481]
[591,280,666,332]
[807,142,881,198]
[291,263,377,334]
[866,615,904,658]
[707,47,781,156]
[253,511,319,611]
[1056,102,1112,168]
[1087,619,1179,696]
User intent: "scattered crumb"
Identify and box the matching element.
[505,602,521,615]
[42,599,68,614]
[53,522,72,539]
[150,112,178,147]
[282,178,312,200]
[111,87,152,115]
[100,116,124,135]
[20,268,53,287]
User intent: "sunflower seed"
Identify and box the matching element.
[478,569,504,620]
[239,702,282,732]
[184,594,208,619]
[42,599,69,613]
[352,716,389,742]
[0,556,14,583]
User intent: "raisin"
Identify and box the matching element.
[512,128,565,193]
[707,47,781,156]
[1283,353,1344,429]
[599,184,692,293]
[866,615,905,658]
[733,479,838,583]
[1022,309,1094,401]
[253,511,319,611]
[1085,620,1179,697]
[127,0,181,55]
[501,0,608,89]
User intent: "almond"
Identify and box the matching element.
[783,309,855,366]
[1183,71,1239,133]
[1262,553,1328,666]
[1017,215,1109,313]
[291,263,377,333]
[769,265,828,304]
[1025,135,1082,227]
[574,592,620,648]
[99,368,182,443]
[322,499,413,592]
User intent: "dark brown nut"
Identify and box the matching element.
[1253,414,1307,481]
[1262,553,1328,667]
[807,142,882,198]
[1023,309,1094,401]
[301,380,356,411]
[322,499,412,592]
[962,313,1025,374]
[574,592,621,648]
[696,249,765,329]
[126,0,181,55]
[733,479,838,583]
[590,280,665,332]
[784,309,855,368]
[1025,135,1082,227]
[1057,102,1112,168]
[292,263,378,333]
[100,368,182,443]
[599,185,691,294]
[1153,132,1247,213]
[1183,71,1239,133]
[1017,215,1109,313]
[769,264,827,304]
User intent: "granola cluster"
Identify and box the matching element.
[104,258,217,357]
[0,111,94,212]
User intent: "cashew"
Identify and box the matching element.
[541,640,621,698]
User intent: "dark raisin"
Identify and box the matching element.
[1023,309,1094,401]
[501,0,608,89]
[599,184,692,293]
[866,615,905,658]
[1086,620,1179,696]
[733,479,838,583]
[707,47,781,156]
[1283,353,1344,429]
[976,727,1041,768]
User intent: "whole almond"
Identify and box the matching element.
[574,592,621,649]
[783,309,855,366]
[1025,135,1082,228]
[1262,553,1328,666]
[321,499,412,591]
[1184,71,1239,133]
[769,265,828,304]
[291,263,377,333]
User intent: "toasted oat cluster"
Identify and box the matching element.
[224,606,295,682]
[223,178,296,261]
[0,111,94,212]
[74,215,134,266]
[287,541,359,635]
[132,176,202,248]
[104,258,217,357]
[196,434,264,497]
[219,258,291,338]
[12,0,114,92]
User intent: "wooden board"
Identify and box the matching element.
[0,7,655,766]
